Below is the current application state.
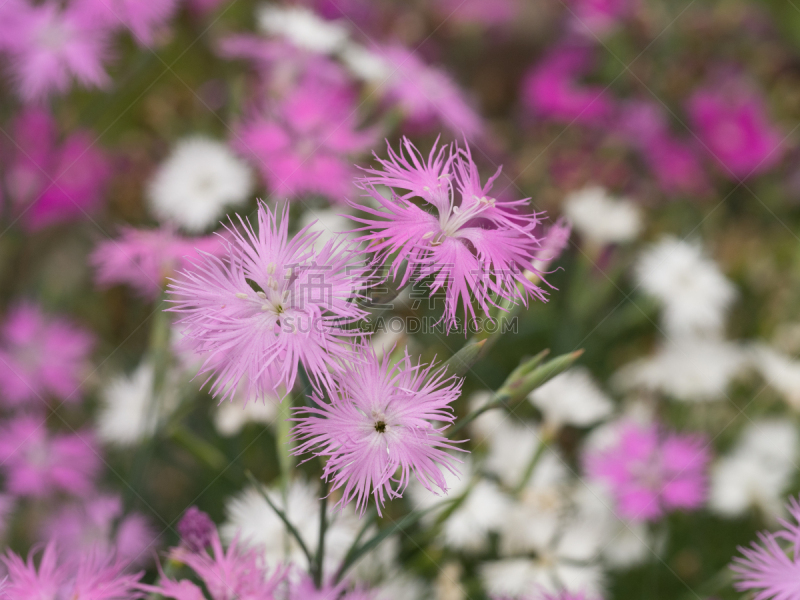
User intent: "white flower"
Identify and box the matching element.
[374,574,430,600]
[499,451,570,554]
[257,5,348,54]
[563,186,642,246]
[709,420,798,519]
[529,367,613,429]
[96,362,179,446]
[214,400,278,436]
[221,479,361,577]
[635,237,736,337]
[613,337,747,402]
[410,457,510,552]
[483,419,543,488]
[147,136,253,233]
[341,43,391,81]
[298,208,356,253]
[753,344,800,410]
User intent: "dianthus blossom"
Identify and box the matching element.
[350,137,548,332]
[2,542,143,600]
[0,417,101,497]
[292,346,464,515]
[585,421,710,521]
[169,203,370,400]
[91,227,228,300]
[0,302,94,407]
[731,495,800,600]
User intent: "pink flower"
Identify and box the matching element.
[0,0,112,101]
[532,218,572,273]
[565,0,636,36]
[74,0,178,46]
[3,542,143,600]
[168,203,369,401]
[378,45,484,139]
[91,227,228,300]
[0,417,101,497]
[144,523,286,600]
[292,346,464,515]
[290,576,373,600]
[42,494,159,570]
[521,45,614,126]
[620,100,709,196]
[432,0,519,27]
[585,421,710,521]
[350,137,548,332]
[0,302,94,406]
[732,496,800,600]
[234,77,376,201]
[687,77,785,180]
[178,506,216,552]
[4,108,111,231]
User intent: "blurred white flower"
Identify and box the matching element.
[529,367,613,429]
[709,419,798,519]
[753,344,800,409]
[467,391,505,441]
[341,43,391,81]
[499,451,570,554]
[214,399,278,436]
[635,237,736,337]
[221,478,360,576]
[410,457,509,552]
[563,186,642,247]
[374,573,430,600]
[148,136,253,233]
[258,5,348,54]
[483,419,543,488]
[613,337,747,402]
[298,208,356,253]
[97,361,179,446]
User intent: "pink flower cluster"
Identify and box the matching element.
[585,420,710,521]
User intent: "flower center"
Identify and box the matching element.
[426,194,496,242]
[374,420,386,433]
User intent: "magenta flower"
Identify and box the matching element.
[350,137,548,331]
[621,100,709,196]
[169,203,369,401]
[91,227,228,300]
[292,346,464,515]
[0,0,112,101]
[585,421,710,521]
[565,0,636,36]
[378,45,484,139]
[0,302,94,407]
[687,77,785,180]
[74,0,179,46]
[42,494,159,570]
[522,45,614,126]
[178,506,216,552]
[235,77,376,201]
[144,521,286,600]
[0,417,101,497]
[4,108,111,231]
[2,542,143,600]
[732,496,800,600]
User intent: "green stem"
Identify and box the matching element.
[512,431,552,495]
[313,478,330,588]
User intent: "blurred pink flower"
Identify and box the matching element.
[74,0,179,46]
[91,227,228,300]
[522,45,614,126]
[687,78,785,180]
[42,494,159,570]
[732,495,800,600]
[433,0,519,26]
[4,108,111,231]
[292,346,464,516]
[566,0,636,36]
[351,138,548,331]
[144,520,286,600]
[0,0,112,101]
[585,421,710,521]
[379,45,484,139]
[168,203,369,400]
[177,506,216,552]
[621,100,709,196]
[235,77,376,201]
[0,416,101,497]
[290,576,372,600]
[2,542,143,600]
[186,0,229,15]
[533,217,572,273]
[0,302,94,406]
